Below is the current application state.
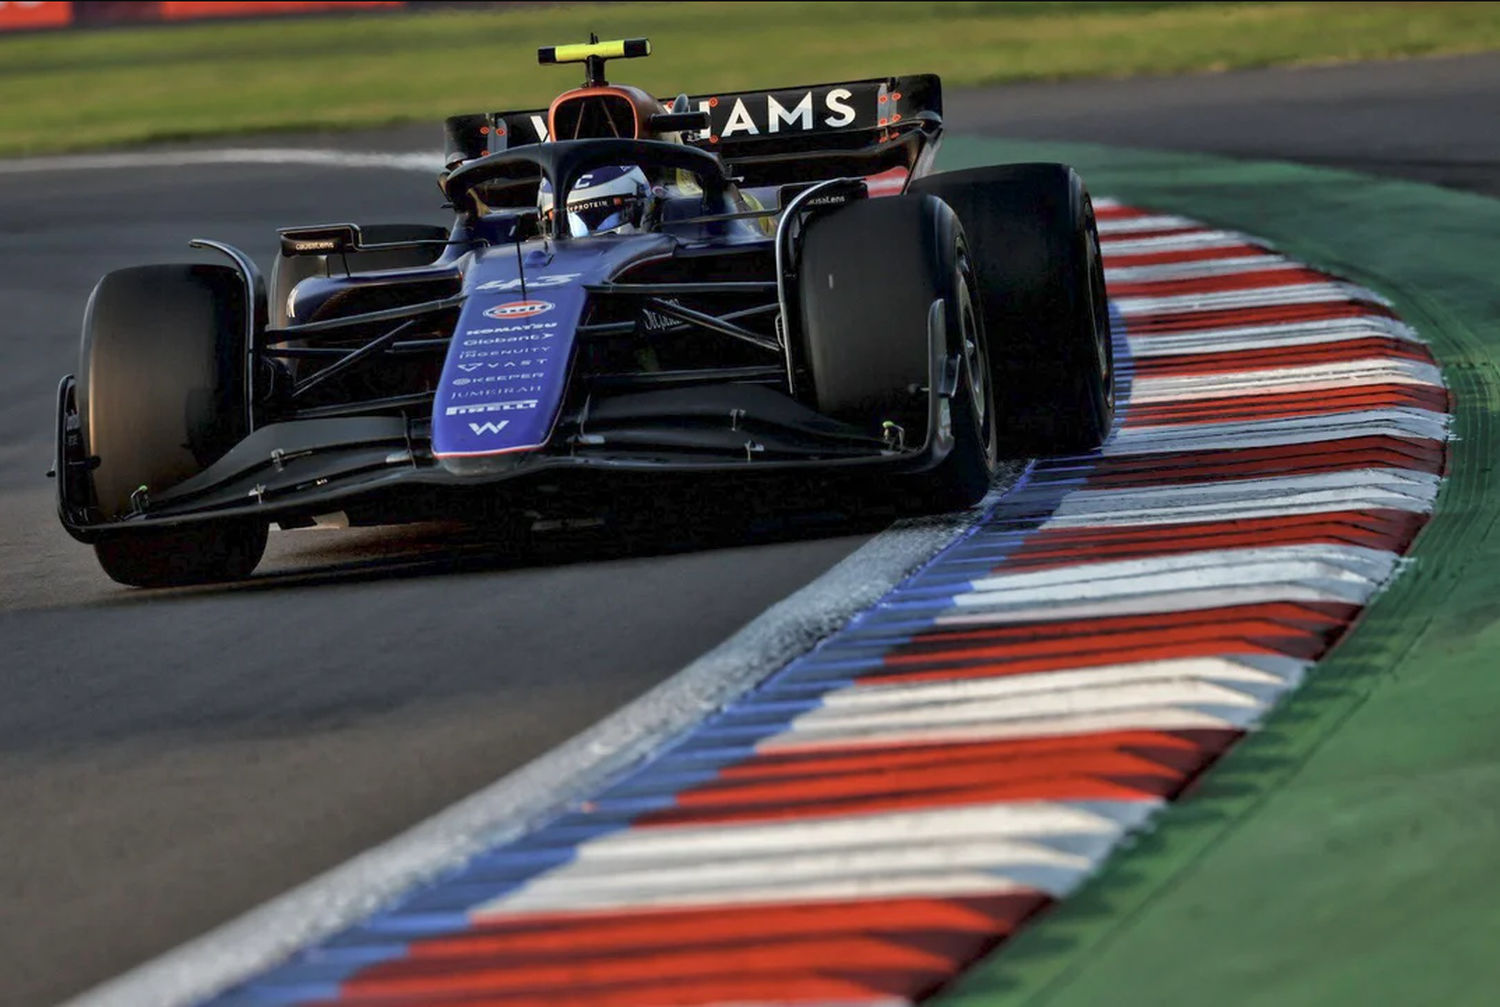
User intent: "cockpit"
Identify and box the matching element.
[438,37,772,240]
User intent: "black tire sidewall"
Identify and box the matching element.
[80,263,249,520]
[79,264,272,587]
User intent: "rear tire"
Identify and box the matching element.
[797,194,999,512]
[911,163,1113,456]
[78,263,268,587]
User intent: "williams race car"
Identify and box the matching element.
[51,37,1114,587]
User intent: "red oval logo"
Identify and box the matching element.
[483,300,555,320]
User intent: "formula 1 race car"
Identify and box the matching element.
[50,37,1113,587]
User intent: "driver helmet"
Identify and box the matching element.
[538,165,652,236]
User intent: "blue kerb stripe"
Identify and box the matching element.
[210,984,345,1007]
[841,614,945,635]
[588,767,724,799]
[355,911,482,936]
[314,934,412,959]
[880,582,980,600]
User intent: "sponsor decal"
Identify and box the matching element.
[445,400,540,416]
[448,386,544,401]
[462,332,556,346]
[475,273,580,292]
[639,297,693,334]
[451,372,547,387]
[458,358,547,372]
[464,321,557,337]
[468,421,510,435]
[483,300,554,320]
[703,86,859,139]
[511,83,877,146]
[459,346,548,359]
[291,238,339,252]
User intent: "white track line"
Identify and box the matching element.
[483,838,1094,904]
[1100,408,1448,453]
[1114,281,1391,315]
[475,868,1062,914]
[1125,316,1425,355]
[1095,214,1201,235]
[1129,360,1445,401]
[820,658,1305,706]
[760,707,1260,752]
[928,583,1377,623]
[514,802,1141,863]
[1105,254,1292,281]
[941,543,1401,608]
[0,147,445,175]
[1100,230,1261,254]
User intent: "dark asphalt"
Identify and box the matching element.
[3,50,1498,1007]
[946,51,1500,197]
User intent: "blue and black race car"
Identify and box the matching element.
[51,37,1114,587]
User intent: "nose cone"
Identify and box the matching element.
[431,281,584,462]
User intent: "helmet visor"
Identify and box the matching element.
[565,195,639,236]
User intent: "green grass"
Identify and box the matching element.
[2,1,1500,156]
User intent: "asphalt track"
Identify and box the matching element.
[3,50,1499,1007]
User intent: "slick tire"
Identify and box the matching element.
[78,263,268,587]
[911,163,1114,456]
[798,193,999,512]
[270,222,450,327]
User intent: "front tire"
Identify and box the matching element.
[796,194,999,512]
[78,263,267,587]
[94,522,269,589]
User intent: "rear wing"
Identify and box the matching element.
[443,75,944,189]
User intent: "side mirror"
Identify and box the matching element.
[278,223,362,257]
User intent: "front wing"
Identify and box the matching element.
[54,306,962,542]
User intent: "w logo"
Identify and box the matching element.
[468,421,509,435]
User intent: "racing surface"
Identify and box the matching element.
[946,50,1500,198]
[3,50,1499,1007]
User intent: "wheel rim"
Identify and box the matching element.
[1086,210,1115,418]
[956,247,997,465]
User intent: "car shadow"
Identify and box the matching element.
[89,484,904,604]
